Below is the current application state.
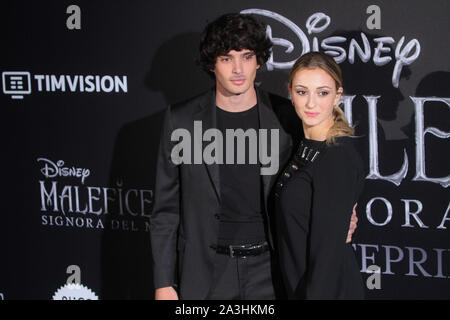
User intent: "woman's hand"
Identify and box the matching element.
[346,203,358,243]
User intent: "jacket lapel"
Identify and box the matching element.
[257,88,292,206]
[192,87,293,205]
[194,89,221,202]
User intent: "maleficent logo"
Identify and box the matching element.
[37,157,153,231]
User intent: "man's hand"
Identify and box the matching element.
[155,286,179,300]
[346,203,358,243]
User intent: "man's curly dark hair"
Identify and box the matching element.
[198,13,273,77]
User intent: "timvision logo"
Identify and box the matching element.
[2,71,128,99]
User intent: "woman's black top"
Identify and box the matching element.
[275,136,365,299]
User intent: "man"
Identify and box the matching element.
[150,13,358,300]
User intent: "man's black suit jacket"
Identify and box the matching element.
[150,87,302,299]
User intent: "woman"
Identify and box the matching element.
[275,52,365,299]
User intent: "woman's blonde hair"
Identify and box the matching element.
[289,51,354,144]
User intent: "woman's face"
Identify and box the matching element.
[290,67,342,133]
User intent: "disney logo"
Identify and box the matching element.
[241,9,421,88]
[37,157,90,184]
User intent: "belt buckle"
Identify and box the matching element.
[229,245,235,258]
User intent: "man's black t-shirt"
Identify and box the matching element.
[216,104,266,245]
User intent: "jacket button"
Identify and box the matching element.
[214,213,220,220]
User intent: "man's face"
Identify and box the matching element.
[212,49,260,96]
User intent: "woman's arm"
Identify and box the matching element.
[305,145,361,299]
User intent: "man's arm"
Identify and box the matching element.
[150,106,181,299]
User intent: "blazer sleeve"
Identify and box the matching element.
[275,186,309,299]
[305,145,360,299]
[150,105,181,289]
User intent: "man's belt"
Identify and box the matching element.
[214,242,269,258]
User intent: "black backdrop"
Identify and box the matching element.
[1,0,449,300]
